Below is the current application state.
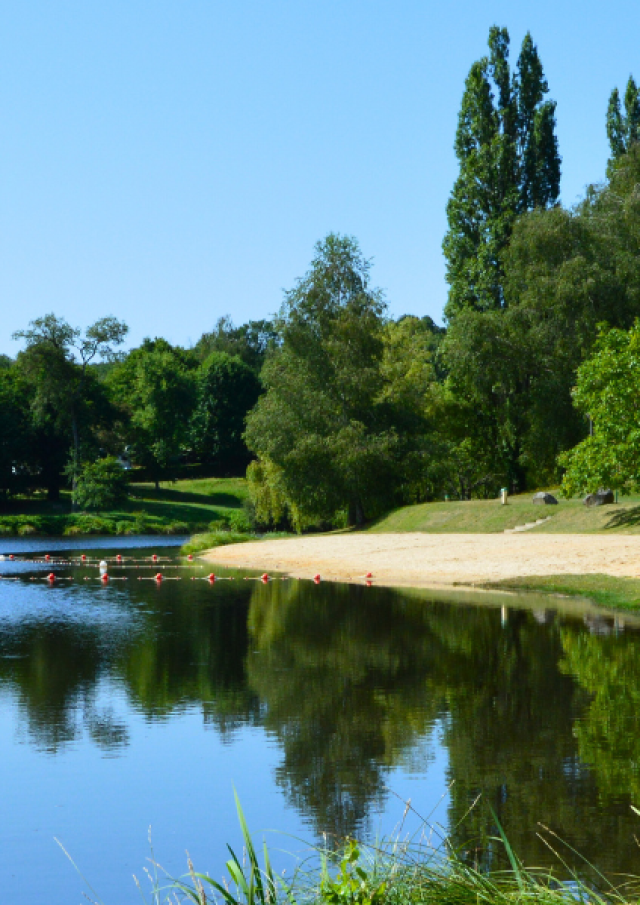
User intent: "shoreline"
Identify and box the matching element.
[201,532,640,590]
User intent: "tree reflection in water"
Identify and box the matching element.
[246,580,445,837]
[2,567,640,876]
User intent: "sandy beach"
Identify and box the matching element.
[201,532,640,588]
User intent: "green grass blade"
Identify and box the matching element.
[488,807,525,890]
[234,788,266,905]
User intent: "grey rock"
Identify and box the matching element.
[584,488,615,507]
[532,492,558,505]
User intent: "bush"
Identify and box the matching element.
[180,530,255,555]
[226,509,252,532]
[72,458,129,511]
[63,515,118,536]
[162,521,190,535]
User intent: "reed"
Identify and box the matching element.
[136,798,640,905]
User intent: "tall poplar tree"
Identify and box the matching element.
[443,27,560,320]
[606,76,640,164]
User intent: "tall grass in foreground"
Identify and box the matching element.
[129,795,640,905]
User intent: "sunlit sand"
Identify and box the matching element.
[202,533,640,588]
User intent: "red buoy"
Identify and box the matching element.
[208,573,216,583]
[9,555,14,561]
[314,574,321,583]
[81,554,87,561]
[152,554,158,562]
[261,573,269,582]
[155,572,163,582]
[116,554,123,563]
[47,572,55,581]
[187,554,194,561]
[365,572,373,579]
[45,554,51,562]
[101,573,109,582]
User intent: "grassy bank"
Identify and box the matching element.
[151,798,637,905]
[0,477,251,538]
[369,492,640,535]
[479,573,640,611]
[181,530,255,555]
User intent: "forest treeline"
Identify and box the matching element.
[2,28,640,528]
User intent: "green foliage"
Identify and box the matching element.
[63,514,119,535]
[443,28,560,320]
[194,315,279,373]
[247,459,301,531]
[158,790,637,905]
[606,75,640,166]
[246,235,438,528]
[11,313,128,500]
[166,793,280,905]
[180,531,255,555]
[71,457,129,510]
[321,840,386,905]
[559,323,640,495]
[0,477,247,537]
[441,142,640,492]
[0,367,34,497]
[190,352,262,473]
[108,339,197,487]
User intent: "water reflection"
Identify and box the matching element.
[246,580,444,836]
[1,550,640,879]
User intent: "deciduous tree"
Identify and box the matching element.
[13,314,127,500]
[559,323,640,496]
[190,352,262,474]
[245,235,422,528]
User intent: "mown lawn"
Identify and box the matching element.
[369,492,640,534]
[480,573,640,611]
[0,477,251,537]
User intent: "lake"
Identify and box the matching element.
[1,537,639,903]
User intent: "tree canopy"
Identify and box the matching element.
[246,234,438,527]
[606,75,640,165]
[443,27,560,320]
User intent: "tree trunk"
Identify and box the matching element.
[348,498,366,527]
[47,482,60,502]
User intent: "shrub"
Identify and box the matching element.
[72,458,129,511]
[131,511,151,534]
[226,509,252,533]
[162,521,189,535]
[181,531,254,555]
[64,515,117,535]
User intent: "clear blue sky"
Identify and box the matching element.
[1,0,637,356]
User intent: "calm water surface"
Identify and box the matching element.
[1,537,639,902]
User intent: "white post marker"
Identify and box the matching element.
[500,488,508,505]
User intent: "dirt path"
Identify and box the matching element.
[201,533,640,588]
